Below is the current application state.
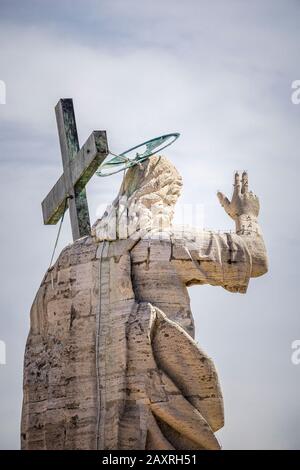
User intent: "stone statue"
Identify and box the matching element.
[21,155,268,450]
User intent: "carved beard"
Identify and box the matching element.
[92,155,182,241]
[92,196,176,241]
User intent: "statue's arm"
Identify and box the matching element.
[217,171,268,278]
[171,172,267,293]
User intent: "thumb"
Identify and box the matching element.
[217,191,230,210]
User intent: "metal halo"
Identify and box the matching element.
[96,132,180,177]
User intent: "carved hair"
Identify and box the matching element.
[92,155,183,241]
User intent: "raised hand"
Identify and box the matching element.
[217,171,260,220]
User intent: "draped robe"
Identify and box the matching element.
[21,226,258,450]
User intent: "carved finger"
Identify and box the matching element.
[241,171,248,194]
[217,192,230,210]
[233,171,241,197]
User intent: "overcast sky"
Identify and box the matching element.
[0,0,300,449]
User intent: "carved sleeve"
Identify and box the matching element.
[171,229,263,293]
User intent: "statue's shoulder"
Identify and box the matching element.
[41,236,97,286]
[57,235,98,269]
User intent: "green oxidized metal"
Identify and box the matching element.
[96,133,180,177]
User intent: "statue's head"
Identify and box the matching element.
[92,155,182,240]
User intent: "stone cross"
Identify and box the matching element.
[42,99,108,241]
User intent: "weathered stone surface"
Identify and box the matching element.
[22,156,268,449]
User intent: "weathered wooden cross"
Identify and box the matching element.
[42,99,108,241]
